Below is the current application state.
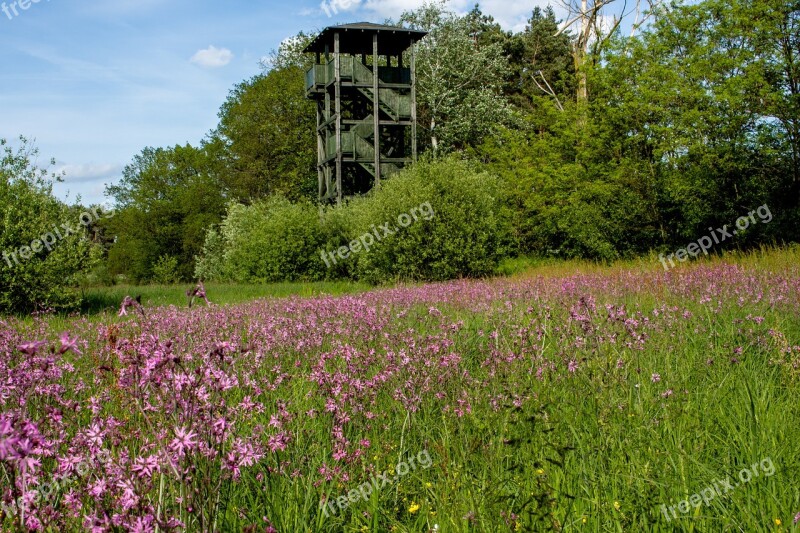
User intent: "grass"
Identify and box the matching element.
[3,247,800,531]
[77,280,371,315]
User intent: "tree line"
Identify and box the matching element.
[1,0,797,311]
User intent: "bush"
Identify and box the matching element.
[194,226,227,282]
[344,156,507,283]
[152,255,181,285]
[317,204,359,280]
[0,138,98,313]
[197,158,507,285]
[196,197,325,283]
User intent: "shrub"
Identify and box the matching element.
[344,156,507,283]
[0,138,98,313]
[194,226,227,282]
[318,204,358,280]
[152,255,181,285]
[196,197,325,283]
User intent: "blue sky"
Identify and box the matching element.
[0,0,566,205]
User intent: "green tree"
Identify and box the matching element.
[591,0,797,243]
[401,1,514,153]
[0,138,98,313]
[105,144,227,282]
[511,7,576,111]
[213,65,317,202]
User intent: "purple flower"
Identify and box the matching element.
[17,341,47,355]
[59,332,83,355]
[169,427,198,457]
[131,455,160,479]
[651,373,661,383]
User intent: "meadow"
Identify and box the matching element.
[2,248,800,532]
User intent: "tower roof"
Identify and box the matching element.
[303,23,427,56]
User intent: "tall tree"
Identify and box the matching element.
[591,0,797,242]
[557,0,661,103]
[105,144,227,282]
[212,65,317,202]
[400,1,514,153]
[512,7,576,111]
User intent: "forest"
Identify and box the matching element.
[1,0,798,312]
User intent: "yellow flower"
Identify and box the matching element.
[360,527,369,533]
[614,501,621,511]
[425,482,433,489]
[774,518,781,526]
[582,516,587,524]
[409,502,421,514]
[536,468,545,475]
[515,521,522,531]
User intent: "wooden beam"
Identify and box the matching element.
[410,38,418,163]
[373,33,381,187]
[317,101,324,201]
[334,32,342,205]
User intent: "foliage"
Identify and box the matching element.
[589,0,798,244]
[0,138,98,313]
[400,2,515,153]
[199,197,325,283]
[105,144,227,283]
[345,157,507,283]
[213,65,317,203]
[151,255,181,285]
[509,7,576,110]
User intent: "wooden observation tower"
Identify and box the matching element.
[303,23,427,204]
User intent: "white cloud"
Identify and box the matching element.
[478,0,559,32]
[321,0,556,31]
[190,46,234,68]
[54,163,123,184]
[358,0,466,20]
[319,0,363,18]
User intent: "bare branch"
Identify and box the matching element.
[532,71,565,112]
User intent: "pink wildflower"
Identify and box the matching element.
[169,427,198,457]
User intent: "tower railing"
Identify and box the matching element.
[305,58,412,92]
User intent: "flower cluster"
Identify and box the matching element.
[0,263,797,530]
